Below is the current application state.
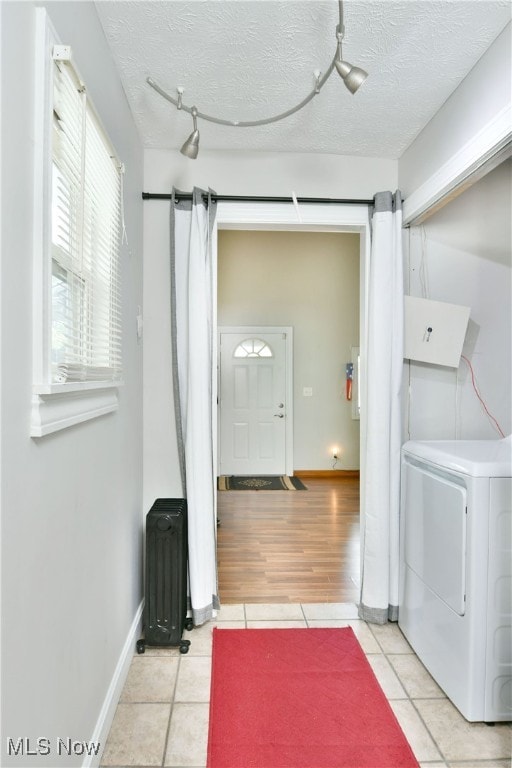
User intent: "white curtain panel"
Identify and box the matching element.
[171,188,219,625]
[359,191,404,624]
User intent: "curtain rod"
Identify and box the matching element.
[142,192,374,205]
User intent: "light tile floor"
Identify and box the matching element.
[100,603,512,768]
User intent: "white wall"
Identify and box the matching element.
[405,160,511,440]
[399,22,511,197]
[143,148,396,501]
[399,19,511,442]
[218,230,360,470]
[1,3,143,765]
[145,149,397,200]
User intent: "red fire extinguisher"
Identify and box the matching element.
[345,362,353,401]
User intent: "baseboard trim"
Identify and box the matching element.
[294,470,360,479]
[83,599,144,768]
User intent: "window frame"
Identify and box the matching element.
[31,9,122,436]
[233,338,274,358]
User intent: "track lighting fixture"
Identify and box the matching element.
[147,0,368,159]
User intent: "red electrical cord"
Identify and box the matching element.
[461,355,505,438]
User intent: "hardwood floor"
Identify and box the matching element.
[216,477,360,604]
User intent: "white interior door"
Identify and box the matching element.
[219,328,292,475]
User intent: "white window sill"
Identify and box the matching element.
[30,384,121,437]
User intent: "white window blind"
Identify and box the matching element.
[51,52,122,384]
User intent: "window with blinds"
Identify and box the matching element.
[50,52,122,384]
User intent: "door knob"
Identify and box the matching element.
[274,413,284,418]
[277,403,284,408]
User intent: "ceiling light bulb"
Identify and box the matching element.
[180,107,200,159]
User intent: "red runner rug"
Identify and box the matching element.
[207,627,419,768]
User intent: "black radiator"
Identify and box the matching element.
[137,498,192,654]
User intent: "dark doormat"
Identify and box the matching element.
[218,475,307,491]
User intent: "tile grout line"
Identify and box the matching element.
[388,659,446,763]
[378,633,452,767]
[408,694,453,767]
[365,621,445,765]
[300,602,309,626]
[161,653,182,768]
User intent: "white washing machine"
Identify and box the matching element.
[399,436,511,722]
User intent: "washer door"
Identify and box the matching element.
[403,458,467,615]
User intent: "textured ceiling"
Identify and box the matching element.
[95,0,511,158]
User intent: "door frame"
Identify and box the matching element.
[212,201,370,526]
[218,325,294,476]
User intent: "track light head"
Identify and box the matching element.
[180,129,199,158]
[334,15,367,95]
[180,107,200,159]
[335,58,368,94]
